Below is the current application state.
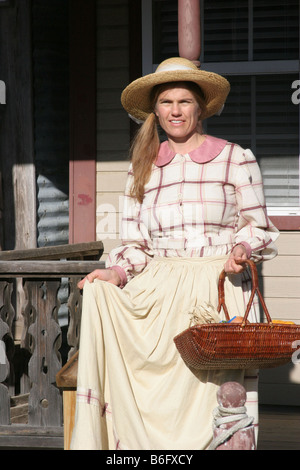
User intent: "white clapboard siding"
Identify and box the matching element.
[96,161,129,257]
[259,232,300,406]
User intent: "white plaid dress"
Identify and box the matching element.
[71,136,279,450]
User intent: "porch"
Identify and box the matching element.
[0,242,299,450]
[0,405,299,450]
[258,405,300,450]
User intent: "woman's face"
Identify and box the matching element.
[154,84,202,143]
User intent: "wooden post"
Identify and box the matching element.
[0,0,37,250]
[0,0,37,350]
[209,382,256,450]
[69,0,97,244]
[178,0,201,67]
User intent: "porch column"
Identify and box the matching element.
[178,0,201,67]
[69,0,97,244]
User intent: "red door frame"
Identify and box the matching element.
[69,0,96,243]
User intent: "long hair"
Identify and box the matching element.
[129,112,160,204]
[129,81,206,203]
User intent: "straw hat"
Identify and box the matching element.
[121,57,230,122]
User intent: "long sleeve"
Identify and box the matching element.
[105,143,279,287]
[233,148,279,262]
[106,168,154,284]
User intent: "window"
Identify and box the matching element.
[208,74,299,209]
[146,0,300,227]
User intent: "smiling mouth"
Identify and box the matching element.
[170,120,184,124]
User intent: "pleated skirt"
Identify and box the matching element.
[71,255,259,450]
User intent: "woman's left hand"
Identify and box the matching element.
[224,244,248,274]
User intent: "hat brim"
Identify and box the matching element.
[121,69,230,121]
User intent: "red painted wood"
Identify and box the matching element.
[69,0,96,243]
[269,216,300,231]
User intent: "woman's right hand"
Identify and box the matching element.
[77,268,121,289]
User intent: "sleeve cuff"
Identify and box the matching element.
[109,265,128,288]
[232,242,252,259]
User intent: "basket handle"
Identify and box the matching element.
[217,259,273,325]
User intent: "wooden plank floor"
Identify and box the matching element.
[1,405,298,450]
[257,405,300,450]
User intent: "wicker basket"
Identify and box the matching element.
[173,260,300,370]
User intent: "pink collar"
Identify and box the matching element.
[155,135,228,167]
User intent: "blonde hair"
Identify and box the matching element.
[129,81,206,203]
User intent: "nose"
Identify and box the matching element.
[171,102,181,116]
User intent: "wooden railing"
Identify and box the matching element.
[0,242,104,449]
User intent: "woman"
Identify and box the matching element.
[71,58,279,450]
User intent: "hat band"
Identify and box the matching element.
[155,63,196,73]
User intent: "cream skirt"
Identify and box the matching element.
[71,256,259,450]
